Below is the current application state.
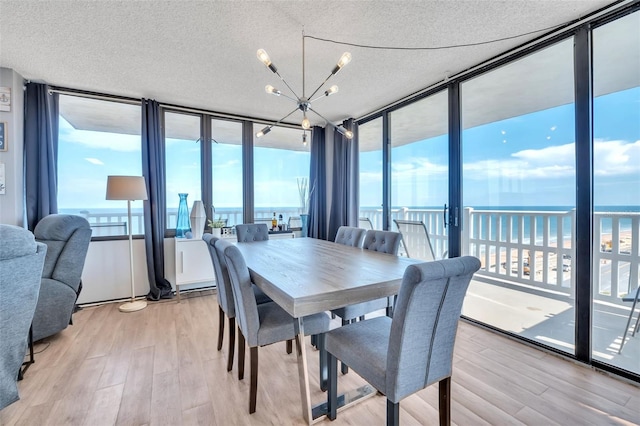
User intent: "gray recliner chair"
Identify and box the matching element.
[0,225,46,410]
[32,214,92,342]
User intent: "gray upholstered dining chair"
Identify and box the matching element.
[0,225,47,410]
[236,223,270,242]
[325,256,481,426]
[203,233,277,372]
[334,226,366,247]
[218,238,331,414]
[331,229,402,373]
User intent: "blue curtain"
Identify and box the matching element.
[141,99,173,300]
[307,126,327,239]
[24,83,59,231]
[327,119,359,241]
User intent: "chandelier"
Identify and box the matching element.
[255,32,354,143]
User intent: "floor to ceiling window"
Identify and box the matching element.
[57,95,142,236]
[460,38,577,354]
[211,118,244,226]
[390,90,448,259]
[358,117,383,230]
[165,112,201,230]
[253,125,310,227]
[592,11,640,374]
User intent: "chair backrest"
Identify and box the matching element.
[33,214,92,293]
[394,219,436,261]
[203,234,235,318]
[218,239,261,347]
[358,217,374,230]
[386,256,481,402]
[236,223,270,242]
[334,226,366,248]
[0,225,47,410]
[362,230,402,255]
[288,216,302,229]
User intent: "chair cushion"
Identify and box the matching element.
[325,316,391,394]
[252,284,272,305]
[256,302,330,347]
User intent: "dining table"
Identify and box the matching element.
[233,237,422,424]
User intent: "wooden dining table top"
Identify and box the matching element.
[233,237,422,318]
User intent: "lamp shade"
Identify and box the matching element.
[106,176,148,201]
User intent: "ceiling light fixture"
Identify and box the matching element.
[256,31,353,140]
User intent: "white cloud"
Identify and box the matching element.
[463,139,638,180]
[84,158,104,165]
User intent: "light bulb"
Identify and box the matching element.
[301,117,311,130]
[257,49,271,66]
[345,130,354,139]
[265,85,280,96]
[256,126,271,138]
[337,52,352,69]
[325,85,339,96]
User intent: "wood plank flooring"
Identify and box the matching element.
[1,290,638,426]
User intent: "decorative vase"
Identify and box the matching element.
[212,227,222,238]
[190,200,206,239]
[175,193,191,238]
[300,213,309,238]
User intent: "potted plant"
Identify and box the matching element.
[208,217,225,238]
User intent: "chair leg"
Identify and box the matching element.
[619,296,638,353]
[249,346,258,414]
[327,352,338,420]
[217,306,225,351]
[317,333,328,392]
[286,339,293,354]
[439,377,451,426]
[227,317,236,372]
[340,319,349,374]
[238,326,245,380]
[311,334,317,348]
[386,399,399,426]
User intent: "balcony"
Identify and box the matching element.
[360,206,640,373]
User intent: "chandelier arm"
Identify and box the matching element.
[308,107,333,126]
[309,93,331,103]
[274,70,301,100]
[307,72,335,100]
[271,107,300,127]
[276,92,299,103]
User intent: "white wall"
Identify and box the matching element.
[0,68,25,226]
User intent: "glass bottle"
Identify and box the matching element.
[271,212,277,231]
[278,214,284,231]
[176,193,191,238]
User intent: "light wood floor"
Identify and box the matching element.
[1,290,638,426]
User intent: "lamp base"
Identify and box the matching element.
[119,300,147,313]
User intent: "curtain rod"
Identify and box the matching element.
[47,87,141,106]
[356,0,635,122]
[160,103,302,130]
[48,87,304,131]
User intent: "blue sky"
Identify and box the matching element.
[360,87,640,209]
[58,87,639,213]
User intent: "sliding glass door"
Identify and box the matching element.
[460,38,577,354]
[592,11,640,374]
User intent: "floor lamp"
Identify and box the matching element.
[106,175,149,313]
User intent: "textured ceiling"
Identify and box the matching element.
[0,0,618,131]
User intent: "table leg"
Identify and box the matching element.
[295,318,313,425]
